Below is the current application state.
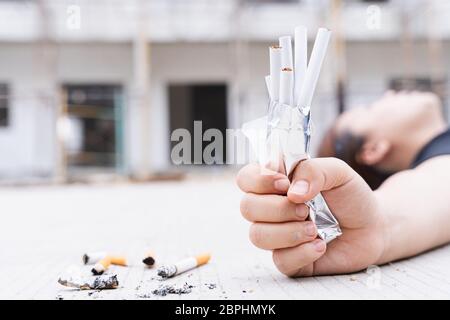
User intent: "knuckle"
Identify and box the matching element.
[295,203,309,220]
[249,224,263,247]
[328,157,348,168]
[272,250,296,277]
[235,166,247,189]
[275,198,288,219]
[240,194,252,221]
[297,159,313,173]
[289,223,306,245]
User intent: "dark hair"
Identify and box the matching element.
[318,127,392,190]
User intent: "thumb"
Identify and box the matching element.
[287,157,377,227]
[288,157,355,203]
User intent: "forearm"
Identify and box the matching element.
[375,156,450,264]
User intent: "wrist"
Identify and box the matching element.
[373,190,393,265]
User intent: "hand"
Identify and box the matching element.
[236,158,386,277]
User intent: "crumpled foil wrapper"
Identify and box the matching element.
[242,101,342,243]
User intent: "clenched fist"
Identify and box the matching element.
[236,158,386,277]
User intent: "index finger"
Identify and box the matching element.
[236,163,290,194]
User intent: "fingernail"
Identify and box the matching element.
[305,222,316,237]
[274,179,290,192]
[290,180,309,195]
[312,239,326,252]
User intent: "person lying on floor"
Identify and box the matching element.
[236,91,450,277]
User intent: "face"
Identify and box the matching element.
[336,91,441,141]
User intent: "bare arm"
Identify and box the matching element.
[237,156,450,277]
[376,155,450,264]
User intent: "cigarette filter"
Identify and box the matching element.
[142,251,156,267]
[243,26,341,243]
[157,253,211,278]
[82,251,107,265]
[91,257,111,275]
[58,275,119,290]
[109,255,128,266]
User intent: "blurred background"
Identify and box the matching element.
[0,0,449,185]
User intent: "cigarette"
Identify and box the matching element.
[91,257,112,275]
[58,274,119,290]
[294,26,307,106]
[157,253,211,278]
[269,46,282,102]
[265,75,272,100]
[279,36,293,69]
[297,28,331,110]
[279,68,293,105]
[142,251,156,267]
[109,255,128,266]
[82,251,107,265]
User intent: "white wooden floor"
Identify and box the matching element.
[1,176,450,300]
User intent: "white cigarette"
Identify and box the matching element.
[269,46,282,102]
[279,68,293,105]
[157,253,211,278]
[297,28,331,110]
[279,36,293,69]
[83,251,107,265]
[265,75,272,100]
[294,26,307,106]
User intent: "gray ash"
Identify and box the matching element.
[205,283,216,290]
[91,275,119,289]
[152,283,194,296]
[157,265,177,278]
[58,274,119,290]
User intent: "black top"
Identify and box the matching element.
[411,128,450,168]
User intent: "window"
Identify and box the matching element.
[0,84,9,127]
[169,83,228,165]
[63,84,123,168]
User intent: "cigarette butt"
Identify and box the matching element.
[58,275,119,290]
[82,251,107,265]
[109,255,128,266]
[92,257,112,275]
[157,253,211,278]
[142,251,156,267]
[195,253,211,266]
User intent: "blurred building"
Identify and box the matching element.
[0,0,449,182]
